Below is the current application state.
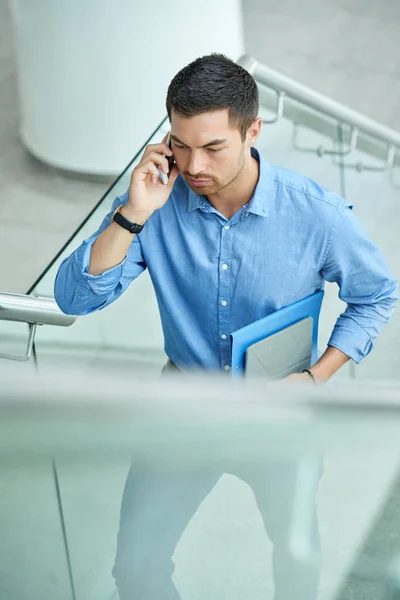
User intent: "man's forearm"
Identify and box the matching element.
[310,346,350,383]
[88,206,152,276]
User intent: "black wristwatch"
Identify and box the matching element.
[112,205,145,234]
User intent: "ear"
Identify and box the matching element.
[246,118,263,145]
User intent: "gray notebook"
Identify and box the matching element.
[245,317,313,380]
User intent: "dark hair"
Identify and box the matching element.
[166,53,259,142]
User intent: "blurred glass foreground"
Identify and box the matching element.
[1,363,400,600]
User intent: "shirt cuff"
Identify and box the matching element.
[327,316,373,364]
[74,238,127,295]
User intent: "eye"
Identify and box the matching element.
[207,148,223,153]
[174,144,186,150]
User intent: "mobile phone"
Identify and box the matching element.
[158,132,175,185]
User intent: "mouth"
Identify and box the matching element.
[189,178,212,187]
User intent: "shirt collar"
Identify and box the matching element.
[187,146,272,218]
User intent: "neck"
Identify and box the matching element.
[207,152,260,220]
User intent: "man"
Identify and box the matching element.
[55,54,397,598]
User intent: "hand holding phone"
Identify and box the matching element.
[127,132,178,220]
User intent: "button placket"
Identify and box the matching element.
[218,223,233,369]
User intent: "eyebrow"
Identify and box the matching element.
[170,134,227,148]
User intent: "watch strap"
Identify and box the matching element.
[303,369,317,385]
[112,205,144,234]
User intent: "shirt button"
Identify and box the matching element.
[221,334,227,340]
[222,264,228,270]
[221,300,228,307]
[224,225,230,230]
[224,365,231,371]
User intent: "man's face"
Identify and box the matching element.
[170,109,253,195]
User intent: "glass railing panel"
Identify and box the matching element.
[0,457,76,600]
[337,129,400,381]
[1,372,400,599]
[51,457,132,600]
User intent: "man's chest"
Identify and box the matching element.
[143,215,324,310]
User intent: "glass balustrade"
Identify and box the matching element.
[1,372,400,600]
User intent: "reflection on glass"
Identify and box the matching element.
[113,451,322,599]
[0,459,74,599]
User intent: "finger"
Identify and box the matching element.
[139,151,170,174]
[136,160,159,183]
[142,143,173,162]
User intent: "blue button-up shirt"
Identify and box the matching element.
[54,147,398,370]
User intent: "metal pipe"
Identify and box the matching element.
[238,54,400,149]
[0,293,76,327]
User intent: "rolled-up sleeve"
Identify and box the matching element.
[54,191,146,315]
[321,203,398,363]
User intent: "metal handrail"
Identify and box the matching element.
[238,54,400,149]
[0,293,76,361]
[0,293,76,326]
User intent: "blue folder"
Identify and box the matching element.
[230,291,324,378]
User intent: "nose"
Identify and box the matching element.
[187,150,208,177]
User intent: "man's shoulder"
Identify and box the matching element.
[270,163,351,212]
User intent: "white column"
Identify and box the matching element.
[9,0,244,176]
